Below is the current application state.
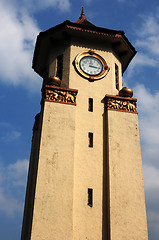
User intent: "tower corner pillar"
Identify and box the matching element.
[104,94,148,240]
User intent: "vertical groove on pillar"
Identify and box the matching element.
[102,108,110,240]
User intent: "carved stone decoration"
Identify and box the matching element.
[105,95,137,113]
[44,86,78,105]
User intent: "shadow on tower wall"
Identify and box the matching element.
[102,98,110,240]
[21,111,43,240]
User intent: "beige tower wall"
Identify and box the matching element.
[22,37,148,240]
[107,110,148,240]
[67,43,122,239]
[30,101,76,240]
[48,41,71,88]
[48,40,122,93]
[69,41,122,95]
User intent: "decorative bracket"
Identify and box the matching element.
[105,94,137,113]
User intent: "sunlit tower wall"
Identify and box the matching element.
[21,9,148,240]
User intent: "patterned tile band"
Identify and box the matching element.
[44,86,78,105]
[105,95,137,113]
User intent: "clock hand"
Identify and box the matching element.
[89,65,98,69]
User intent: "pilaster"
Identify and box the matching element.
[105,94,148,240]
[23,85,78,240]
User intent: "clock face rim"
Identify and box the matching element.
[79,56,103,76]
[74,50,109,81]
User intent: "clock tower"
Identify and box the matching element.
[21,8,148,240]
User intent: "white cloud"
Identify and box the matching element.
[0,122,21,143]
[117,0,137,5]
[134,84,159,239]
[136,15,159,58]
[131,53,157,68]
[0,2,41,91]
[134,84,159,164]
[1,0,71,13]
[126,15,159,237]
[0,159,29,216]
[0,130,21,143]
[126,14,159,79]
[143,164,159,239]
[0,187,22,216]
[8,159,29,187]
[83,0,94,4]
[127,53,157,78]
[136,15,159,38]
[36,0,71,12]
[143,165,159,190]
[136,36,159,56]
[0,0,71,91]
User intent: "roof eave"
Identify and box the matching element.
[32,20,137,75]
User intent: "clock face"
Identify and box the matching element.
[79,56,103,76]
[74,50,109,81]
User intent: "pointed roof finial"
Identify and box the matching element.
[75,7,95,27]
[81,7,85,17]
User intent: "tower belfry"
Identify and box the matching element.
[21,9,148,240]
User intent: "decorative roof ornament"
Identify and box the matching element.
[75,7,95,26]
[119,87,133,98]
[80,7,85,18]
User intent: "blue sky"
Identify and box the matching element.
[0,0,159,239]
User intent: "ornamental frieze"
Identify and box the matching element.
[44,86,78,105]
[105,95,137,113]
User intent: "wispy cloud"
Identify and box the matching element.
[126,13,159,78]
[134,84,159,239]
[117,0,137,6]
[0,159,29,216]
[0,187,23,216]
[0,130,21,143]
[136,15,159,37]
[135,15,159,56]
[1,0,71,13]
[37,0,71,12]
[134,84,159,165]
[143,165,159,190]
[127,53,157,78]
[0,123,21,143]
[8,159,29,187]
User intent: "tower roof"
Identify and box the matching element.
[33,10,137,77]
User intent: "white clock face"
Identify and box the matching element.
[79,56,103,76]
